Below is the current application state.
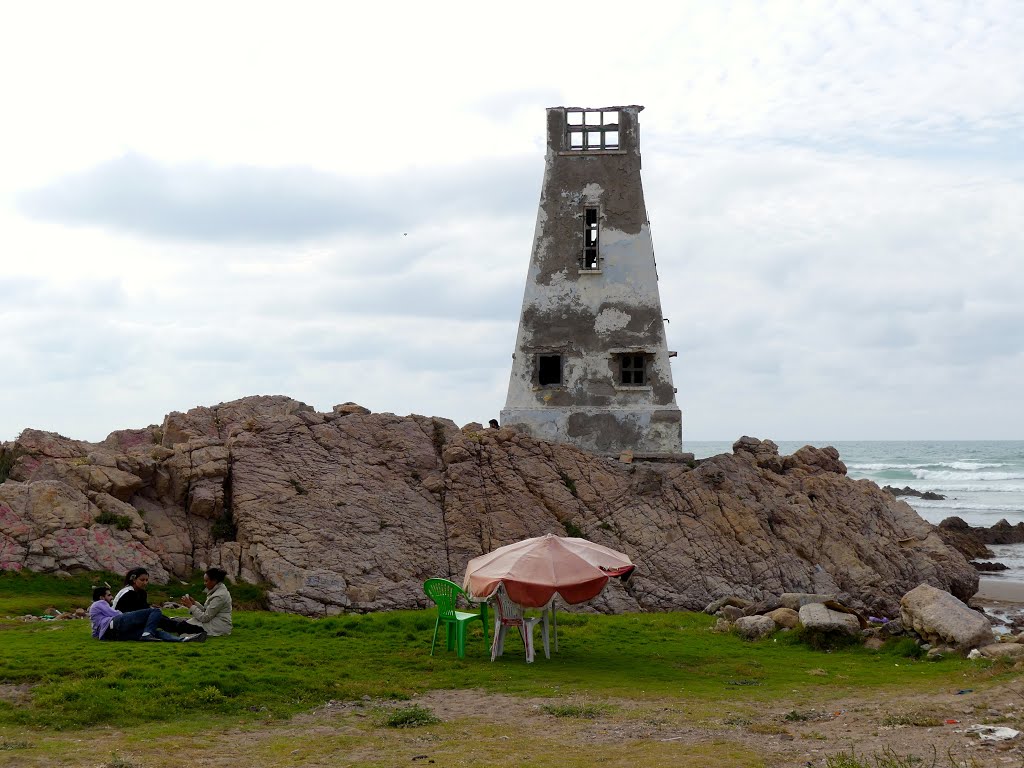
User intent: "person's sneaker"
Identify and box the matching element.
[182,633,207,643]
[140,632,162,641]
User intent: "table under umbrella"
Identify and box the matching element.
[462,534,635,657]
[463,533,635,607]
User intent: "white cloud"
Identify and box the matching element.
[1,1,1023,442]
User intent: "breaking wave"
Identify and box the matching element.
[911,469,1024,482]
[847,461,1007,472]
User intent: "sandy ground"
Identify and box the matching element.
[977,578,1024,604]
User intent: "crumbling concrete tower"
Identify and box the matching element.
[501,105,682,455]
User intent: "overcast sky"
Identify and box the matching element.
[2,1,1022,444]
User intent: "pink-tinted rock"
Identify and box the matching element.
[0,399,978,617]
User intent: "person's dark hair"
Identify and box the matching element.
[92,586,110,601]
[488,419,499,429]
[205,567,228,584]
[124,567,149,586]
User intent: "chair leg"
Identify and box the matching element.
[430,620,440,656]
[492,624,506,662]
[519,623,534,663]
[446,622,456,651]
[456,622,466,658]
[490,619,500,661]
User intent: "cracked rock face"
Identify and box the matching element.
[0,397,977,617]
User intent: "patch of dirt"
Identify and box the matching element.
[4,683,1024,766]
[0,683,32,706]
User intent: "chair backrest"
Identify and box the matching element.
[493,585,524,626]
[423,579,467,620]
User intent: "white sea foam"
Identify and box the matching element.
[908,499,1024,513]
[911,469,1024,482]
[948,461,1007,470]
[847,462,936,471]
[848,461,1007,473]
[912,484,1024,493]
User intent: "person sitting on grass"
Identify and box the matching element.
[113,567,205,639]
[179,567,233,637]
[88,586,203,642]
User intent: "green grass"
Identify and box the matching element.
[0,571,1010,735]
[541,702,605,718]
[380,705,439,728]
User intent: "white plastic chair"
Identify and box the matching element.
[490,586,550,663]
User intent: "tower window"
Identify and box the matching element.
[537,354,562,386]
[581,207,599,270]
[619,354,646,386]
[567,110,620,151]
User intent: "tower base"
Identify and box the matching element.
[500,405,682,456]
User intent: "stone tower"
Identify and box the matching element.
[500,105,682,455]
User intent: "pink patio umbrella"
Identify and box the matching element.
[462,533,635,608]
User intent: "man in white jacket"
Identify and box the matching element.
[180,567,233,637]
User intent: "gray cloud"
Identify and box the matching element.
[18,153,540,243]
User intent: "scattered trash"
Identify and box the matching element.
[967,649,983,660]
[945,719,960,725]
[955,689,974,695]
[966,725,1020,742]
[868,616,890,624]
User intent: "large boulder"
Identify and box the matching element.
[734,615,776,640]
[978,643,1024,660]
[766,607,800,629]
[798,603,861,636]
[900,584,995,651]
[780,592,837,610]
[0,401,981,616]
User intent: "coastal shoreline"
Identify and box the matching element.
[976,576,1024,603]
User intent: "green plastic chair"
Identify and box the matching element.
[423,578,486,658]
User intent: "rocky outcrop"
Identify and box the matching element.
[883,485,945,501]
[937,516,1024,573]
[0,396,979,616]
[937,517,995,560]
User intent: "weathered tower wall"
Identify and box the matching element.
[501,105,683,455]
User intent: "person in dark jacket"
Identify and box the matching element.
[113,567,206,639]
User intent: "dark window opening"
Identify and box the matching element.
[581,207,599,270]
[620,354,646,385]
[538,354,562,386]
[566,109,620,151]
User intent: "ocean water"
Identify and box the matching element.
[687,440,1024,579]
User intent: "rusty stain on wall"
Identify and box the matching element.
[501,106,683,455]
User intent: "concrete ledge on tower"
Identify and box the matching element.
[499,405,682,456]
